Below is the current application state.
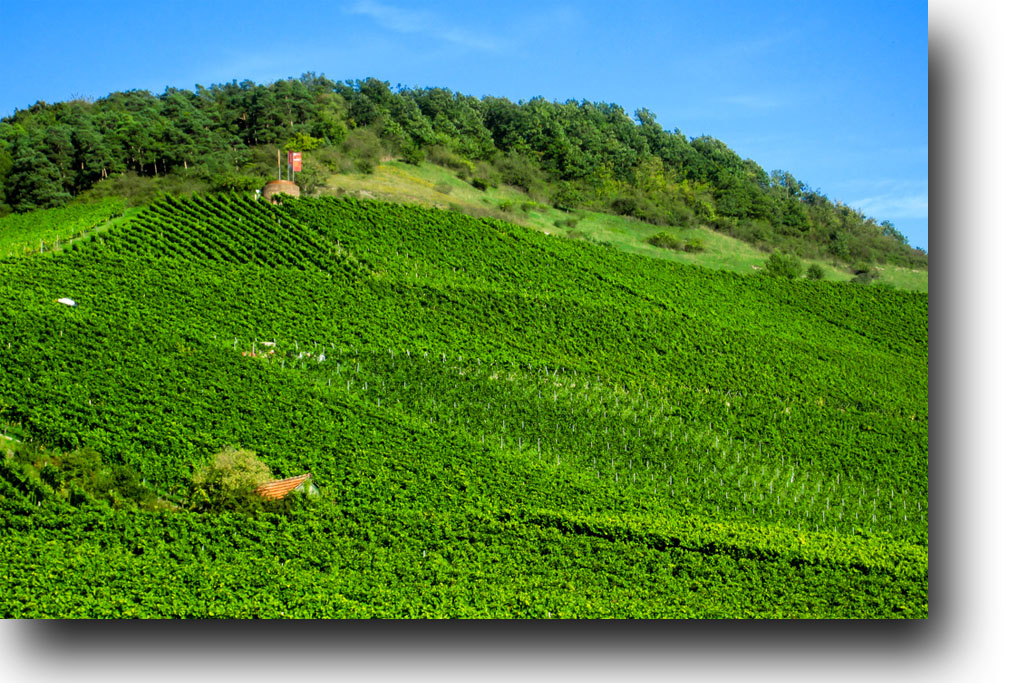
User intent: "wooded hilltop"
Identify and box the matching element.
[0,73,925,270]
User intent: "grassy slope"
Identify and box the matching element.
[0,194,928,618]
[325,160,928,290]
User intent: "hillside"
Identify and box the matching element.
[0,193,928,618]
[323,158,928,290]
[0,74,927,277]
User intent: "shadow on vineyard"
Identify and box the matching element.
[0,439,316,515]
[0,193,928,618]
[1,440,175,511]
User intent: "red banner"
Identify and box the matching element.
[288,151,302,172]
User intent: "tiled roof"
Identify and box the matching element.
[254,473,312,500]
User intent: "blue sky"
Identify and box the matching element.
[0,0,927,249]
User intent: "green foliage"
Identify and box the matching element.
[282,132,326,153]
[647,231,683,250]
[6,138,72,211]
[0,193,927,618]
[0,75,927,270]
[0,197,124,257]
[295,166,329,195]
[209,173,265,193]
[806,263,826,280]
[0,442,164,510]
[425,146,475,175]
[765,252,804,279]
[551,183,582,210]
[494,151,544,194]
[683,237,705,253]
[189,446,272,511]
[850,262,880,284]
[339,127,384,174]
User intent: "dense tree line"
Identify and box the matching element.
[0,73,926,268]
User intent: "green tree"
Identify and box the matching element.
[880,220,908,245]
[189,446,271,511]
[70,121,116,191]
[0,143,13,213]
[805,263,826,280]
[764,252,803,279]
[282,132,325,153]
[6,137,71,211]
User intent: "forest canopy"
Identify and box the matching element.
[0,73,926,269]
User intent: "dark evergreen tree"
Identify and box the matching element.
[6,137,71,211]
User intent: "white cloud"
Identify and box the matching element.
[719,94,784,110]
[850,191,929,220]
[346,1,510,53]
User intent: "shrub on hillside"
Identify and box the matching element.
[806,263,826,280]
[189,446,272,512]
[683,237,705,253]
[399,142,425,166]
[495,151,544,193]
[210,173,265,193]
[426,146,475,174]
[850,262,880,284]
[647,232,683,250]
[765,252,803,279]
[551,183,583,211]
[295,162,329,195]
[341,128,384,174]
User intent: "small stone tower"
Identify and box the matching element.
[261,179,301,203]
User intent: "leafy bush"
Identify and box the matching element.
[295,166,329,195]
[399,142,425,166]
[495,151,544,193]
[806,263,826,280]
[426,146,475,174]
[282,132,326,153]
[850,262,879,284]
[551,184,583,211]
[210,174,266,193]
[341,128,384,174]
[471,178,488,191]
[683,237,705,253]
[765,252,803,279]
[189,446,272,512]
[647,232,683,250]
[610,196,640,218]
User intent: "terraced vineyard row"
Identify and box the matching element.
[0,193,928,618]
[268,343,927,542]
[92,194,360,274]
[0,197,125,258]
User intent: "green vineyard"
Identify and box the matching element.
[0,197,125,258]
[0,193,928,618]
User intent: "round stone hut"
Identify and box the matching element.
[261,179,300,203]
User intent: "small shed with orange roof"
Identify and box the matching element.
[254,473,318,500]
